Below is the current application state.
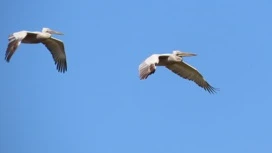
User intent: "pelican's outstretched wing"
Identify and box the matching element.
[166,61,218,93]
[5,31,36,62]
[138,54,170,79]
[41,37,67,73]
[139,55,161,80]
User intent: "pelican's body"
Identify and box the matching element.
[139,50,218,94]
[5,28,67,73]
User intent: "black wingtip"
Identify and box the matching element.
[204,83,219,94]
[55,60,67,73]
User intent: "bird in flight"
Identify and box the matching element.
[5,27,67,73]
[138,50,218,94]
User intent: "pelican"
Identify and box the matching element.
[5,27,67,73]
[138,50,218,94]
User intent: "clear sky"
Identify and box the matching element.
[0,0,271,153]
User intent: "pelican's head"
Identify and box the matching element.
[173,50,197,57]
[42,27,64,35]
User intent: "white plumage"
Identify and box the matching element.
[5,27,67,73]
[139,50,218,94]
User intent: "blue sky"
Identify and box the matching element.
[1,0,272,153]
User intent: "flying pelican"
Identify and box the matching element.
[5,27,67,73]
[138,50,218,94]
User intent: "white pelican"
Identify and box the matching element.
[5,27,67,73]
[139,50,218,94]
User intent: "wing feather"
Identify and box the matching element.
[41,37,67,73]
[166,61,218,93]
[5,31,29,62]
[138,54,160,80]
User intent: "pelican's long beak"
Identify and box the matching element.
[177,52,197,57]
[49,29,64,35]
